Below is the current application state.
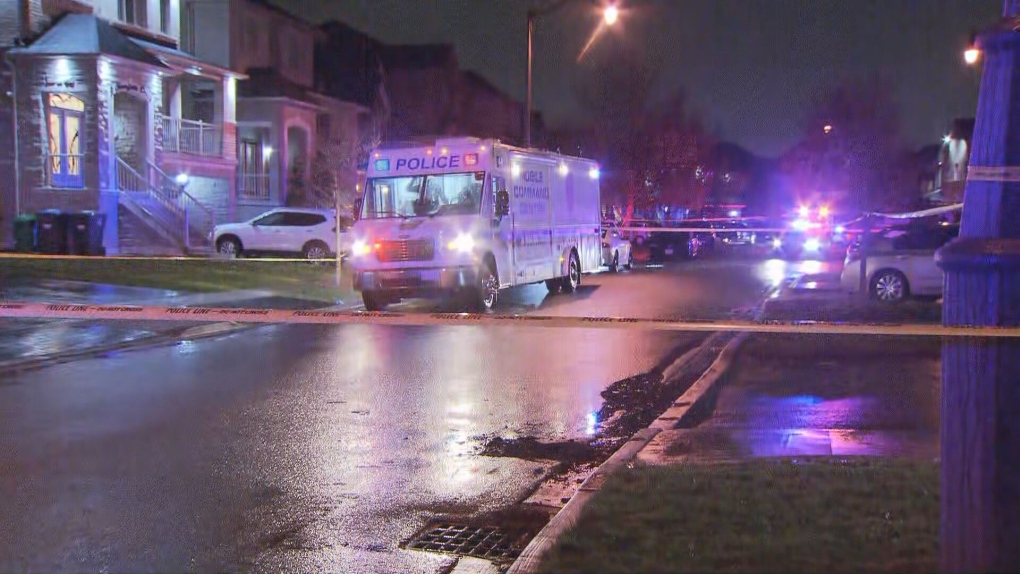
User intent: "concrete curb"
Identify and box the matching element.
[0,302,363,376]
[506,302,767,574]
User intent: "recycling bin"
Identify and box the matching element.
[13,214,37,252]
[67,211,107,256]
[35,210,69,255]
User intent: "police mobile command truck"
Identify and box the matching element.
[348,137,603,312]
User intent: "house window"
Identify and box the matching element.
[160,0,171,34]
[317,114,331,139]
[118,0,147,27]
[46,93,85,189]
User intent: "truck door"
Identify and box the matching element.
[490,175,514,287]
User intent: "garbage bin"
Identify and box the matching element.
[36,210,69,255]
[67,211,107,256]
[13,214,37,253]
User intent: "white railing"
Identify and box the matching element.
[160,116,222,157]
[237,173,271,201]
[115,157,215,251]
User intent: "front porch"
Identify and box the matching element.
[7,14,242,255]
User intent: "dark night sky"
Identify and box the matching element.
[276,0,1001,158]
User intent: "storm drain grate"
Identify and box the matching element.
[406,522,531,561]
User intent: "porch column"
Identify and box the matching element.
[223,77,237,218]
[97,63,119,255]
[936,0,1020,571]
[167,77,182,118]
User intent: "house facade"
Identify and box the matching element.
[185,0,381,224]
[0,0,384,254]
[1,0,240,254]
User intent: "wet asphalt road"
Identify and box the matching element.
[1,257,822,573]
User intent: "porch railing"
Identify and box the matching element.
[148,161,216,248]
[237,173,271,201]
[115,157,215,251]
[160,116,222,157]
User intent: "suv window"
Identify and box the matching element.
[253,212,286,226]
[891,224,960,251]
[281,212,327,226]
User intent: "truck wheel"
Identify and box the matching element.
[609,251,619,273]
[469,260,499,312]
[562,251,581,293]
[362,291,387,312]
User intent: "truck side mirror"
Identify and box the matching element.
[353,198,363,221]
[495,189,510,218]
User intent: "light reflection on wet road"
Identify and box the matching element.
[0,258,826,573]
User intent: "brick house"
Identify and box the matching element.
[183,0,379,224]
[1,0,242,254]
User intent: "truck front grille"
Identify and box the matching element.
[375,239,435,262]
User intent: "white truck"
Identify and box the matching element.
[348,136,603,311]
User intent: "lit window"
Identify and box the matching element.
[47,93,85,189]
[118,0,147,27]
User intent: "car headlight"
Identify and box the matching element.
[772,238,782,249]
[804,238,821,251]
[447,233,475,253]
[351,240,372,256]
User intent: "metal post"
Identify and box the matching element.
[525,11,534,149]
[335,188,342,289]
[936,0,1020,571]
[858,214,871,300]
[183,202,190,251]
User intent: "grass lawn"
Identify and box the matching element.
[0,257,353,303]
[764,294,942,325]
[538,458,939,574]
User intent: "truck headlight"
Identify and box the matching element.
[804,238,821,251]
[351,240,372,256]
[772,238,782,249]
[447,233,475,253]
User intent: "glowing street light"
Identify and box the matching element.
[604,4,619,25]
[964,31,980,65]
[525,1,623,147]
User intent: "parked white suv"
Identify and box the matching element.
[212,208,349,259]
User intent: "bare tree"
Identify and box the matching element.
[786,74,909,211]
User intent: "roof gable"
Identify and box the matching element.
[11,13,166,69]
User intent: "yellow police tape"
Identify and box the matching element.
[0,252,334,263]
[0,301,1017,338]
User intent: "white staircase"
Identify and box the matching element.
[115,157,215,255]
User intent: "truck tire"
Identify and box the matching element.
[468,260,499,312]
[362,291,387,312]
[561,251,581,293]
[545,279,561,294]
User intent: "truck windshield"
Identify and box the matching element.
[362,171,486,219]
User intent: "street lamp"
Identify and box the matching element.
[525,1,620,148]
[964,31,980,65]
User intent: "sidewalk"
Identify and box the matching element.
[0,280,357,370]
[526,325,942,573]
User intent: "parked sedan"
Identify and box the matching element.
[840,222,959,301]
[212,208,349,259]
[601,223,633,271]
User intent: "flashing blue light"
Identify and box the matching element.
[374,158,390,171]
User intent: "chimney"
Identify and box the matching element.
[18,0,32,39]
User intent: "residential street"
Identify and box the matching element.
[0,258,822,573]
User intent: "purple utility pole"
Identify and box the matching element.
[936,0,1020,571]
